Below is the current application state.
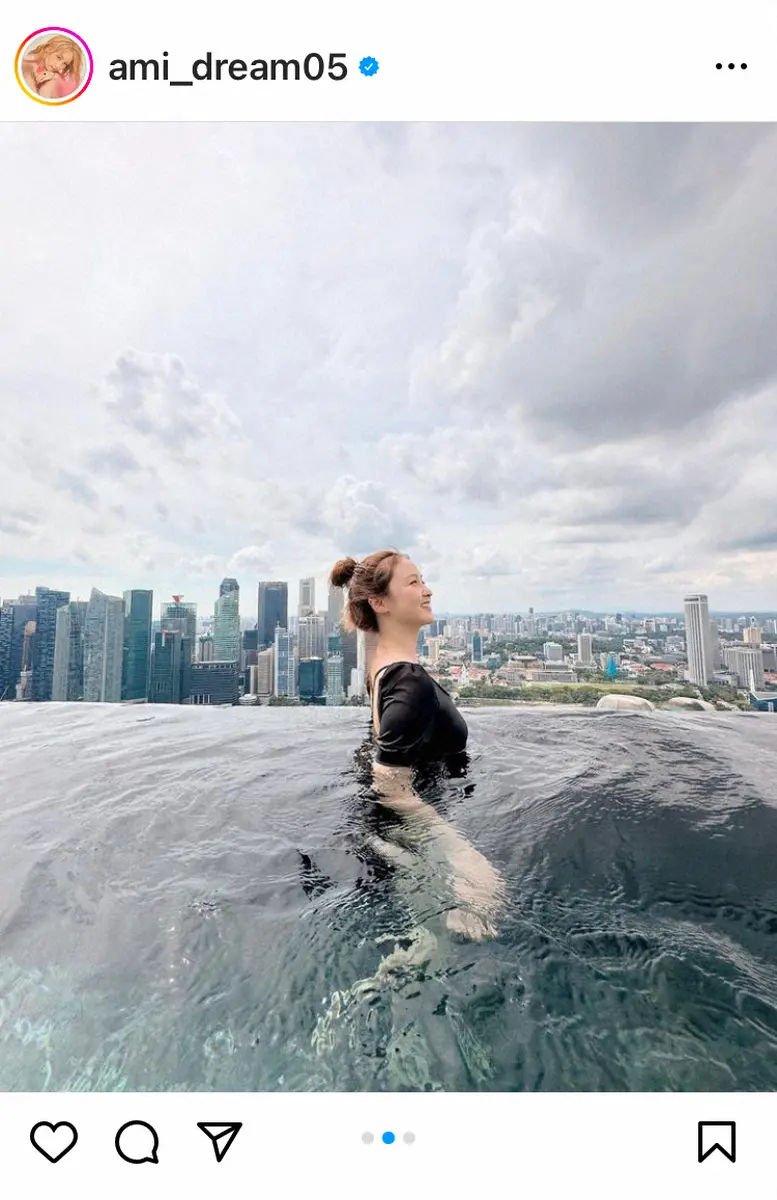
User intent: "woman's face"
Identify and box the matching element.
[44,47,74,74]
[386,560,434,627]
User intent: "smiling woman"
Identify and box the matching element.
[22,35,84,99]
[329,549,506,939]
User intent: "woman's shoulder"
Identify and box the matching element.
[374,660,436,694]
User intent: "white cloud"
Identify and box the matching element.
[1,123,777,615]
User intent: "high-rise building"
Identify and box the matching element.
[258,582,288,650]
[683,594,714,685]
[472,632,483,662]
[274,626,296,696]
[149,629,184,703]
[298,576,315,618]
[298,657,325,701]
[326,654,344,704]
[187,661,239,705]
[708,620,723,670]
[251,647,274,697]
[743,626,762,646]
[161,596,197,644]
[83,588,125,703]
[31,587,70,701]
[16,619,36,700]
[0,597,37,702]
[340,628,357,692]
[214,577,241,663]
[723,644,765,690]
[577,632,593,665]
[327,581,345,635]
[543,641,563,662]
[52,600,88,701]
[122,589,153,701]
[298,613,327,661]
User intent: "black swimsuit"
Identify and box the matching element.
[370,661,468,767]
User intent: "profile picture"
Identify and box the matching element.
[15,27,92,104]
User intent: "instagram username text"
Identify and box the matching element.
[110,52,351,84]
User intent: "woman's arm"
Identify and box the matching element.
[372,759,506,937]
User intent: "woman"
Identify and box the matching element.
[329,548,505,939]
[22,35,83,99]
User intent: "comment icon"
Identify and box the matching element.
[115,1120,160,1164]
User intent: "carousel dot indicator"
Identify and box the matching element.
[362,1131,375,1144]
[382,1131,395,1144]
[403,1131,416,1144]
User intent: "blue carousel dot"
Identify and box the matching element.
[382,1131,395,1144]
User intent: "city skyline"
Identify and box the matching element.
[3,125,777,612]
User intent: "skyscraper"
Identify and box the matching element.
[257,582,288,650]
[577,633,593,665]
[327,581,344,635]
[274,626,296,696]
[83,588,125,703]
[214,577,241,663]
[298,657,325,701]
[297,613,327,661]
[122,589,153,701]
[161,596,197,644]
[299,576,315,618]
[683,594,714,685]
[32,587,70,701]
[149,629,183,703]
[52,600,88,701]
[0,597,37,702]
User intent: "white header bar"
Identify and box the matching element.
[5,0,777,120]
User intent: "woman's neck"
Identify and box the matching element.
[376,631,420,664]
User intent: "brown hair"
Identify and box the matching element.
[329,548,407,635]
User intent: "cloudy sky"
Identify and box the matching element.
[1,122,777,619]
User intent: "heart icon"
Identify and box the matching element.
[30,1121,79,1163]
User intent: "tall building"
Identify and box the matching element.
[0,597,37,702]
[16,619,36,700]
[472,632,483,662]
[709,620,723,670]
[214,577,241,663]
[340,628,357,693]
[743,626,762,646]
[149,629,185,703]
[274,626,296,697]
[543,641,563,662]
[83,588,125,703]
[683,594,714,685]
[723,644,765,690]
[187,661,239,705]
[299,657,325,701]
[298,576,315,618]
[122,589,153,701]
[298,613,327,661]
[326,653,344,704]
[327,581,344,635]
[250,647,274,697]
[257,582,288,650]
[577,632,593,665]
[52,600,88,701]
[31,587,70,701]
[161,596,197,643]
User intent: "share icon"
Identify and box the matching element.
[196,1122,243,1163]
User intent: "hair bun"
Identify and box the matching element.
[329,556,358,589]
